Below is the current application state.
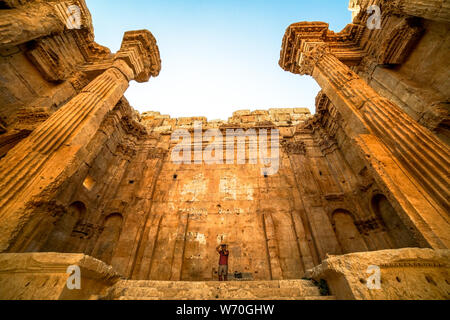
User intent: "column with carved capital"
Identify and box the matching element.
[0,30,161,252]
[382,0,450,23]
[298,44,450,249]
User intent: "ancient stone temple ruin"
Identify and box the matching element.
[0,0,448,300]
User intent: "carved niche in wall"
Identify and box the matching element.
[377,18,424,65]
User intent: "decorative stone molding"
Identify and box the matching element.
[317,131,339,155]
[281,140,306,155]
[280,13,427,75]
[279,22,364,74]
[116,30,161,83]
[0,28,161,252]
[120,115,148,139]
[297,43,331,76]
[305,248,450,300]
[115,143,137,158]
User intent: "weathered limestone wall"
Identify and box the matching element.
[7,99,152,259]
[133,111,311,281]
[1,99,419,282]
[0,0,448,300]
[98,107,423,281]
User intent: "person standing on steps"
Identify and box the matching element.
[216,244,229,281]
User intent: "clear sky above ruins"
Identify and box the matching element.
[87,0,350,120]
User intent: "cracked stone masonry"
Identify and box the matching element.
[0,0,449,300]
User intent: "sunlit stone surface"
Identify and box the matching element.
[0,0,448,300]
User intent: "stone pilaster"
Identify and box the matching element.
[298,43,450,249]
[382,0,450,23]
[0,30,161,252]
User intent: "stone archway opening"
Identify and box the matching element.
[41,201,87,253]
[332,209,368,254]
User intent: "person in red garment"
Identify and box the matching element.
[216,244,229,281]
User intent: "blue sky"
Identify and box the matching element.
[86,0,351,120]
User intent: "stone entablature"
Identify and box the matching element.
[141,108,312,133]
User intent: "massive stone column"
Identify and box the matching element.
[0,30,161,252]
[285,41,450,249]
[0,0,92,48]
[382,0,450,23]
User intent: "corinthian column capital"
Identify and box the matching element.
[114,30,162,83]
[297,43,331,76]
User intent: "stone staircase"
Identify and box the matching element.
[104,279,336,300]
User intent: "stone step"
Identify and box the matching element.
[107,279,332,300]
[113,279,318,290]
[113,286,321,299]
[117,295,337,301]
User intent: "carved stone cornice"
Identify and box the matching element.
[317,131,339,155]
[120,115,148,139]
[379,260,448,269]
[8,1,110,83]
[1,0,92,29]
[115,143,137,158]
[69,71,91,91]
[304,92,341,152]
[115,30,161,83]
[37,29,162,84]
[279,21,364,74]
[0,27,161,251]
[13,107,51,131]
[281,20,450,243]
[147,147,168,160]
[281,140,306,155]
